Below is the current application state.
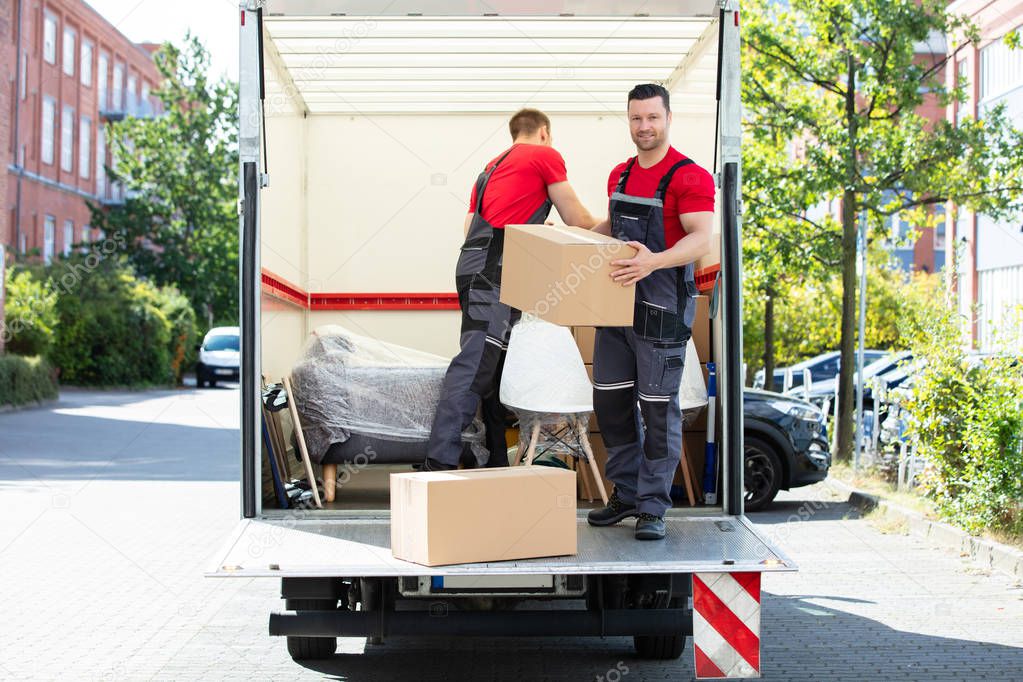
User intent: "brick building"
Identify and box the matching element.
[946,0,1023,350]
[5,0,161,264]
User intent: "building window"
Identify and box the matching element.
[62,27,76,77]
[980,33,1023,102]
[81,40,93,87]
[96,127,106,198]
[43,12,57,64]
[20,51,27,100]
[63,220,74,256]
[44,216,56,264]
[956,58,970,125]
[41,97,56,165]
[79,117,91,179]
[127,74,138,114]
[98,52,109,109]
[112,62,124,111]
[61,106,75,172]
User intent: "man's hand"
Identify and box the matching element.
[610,241,662,286]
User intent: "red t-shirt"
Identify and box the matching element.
[469,143,568,228]
[606,147,715,248]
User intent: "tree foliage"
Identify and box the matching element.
[742,0,1023,458]
[88,34,238,328]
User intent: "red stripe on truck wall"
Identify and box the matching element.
[261,269,309,308]
[260,267,716,311]
[310,293,460,311]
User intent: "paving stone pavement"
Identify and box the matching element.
[1,386,1021,681]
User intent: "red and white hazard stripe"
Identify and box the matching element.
[693,572,761,678]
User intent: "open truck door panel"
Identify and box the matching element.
[223,0,792,673]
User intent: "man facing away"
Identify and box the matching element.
[424,108,598,471]
[587,84,715,540]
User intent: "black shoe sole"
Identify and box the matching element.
[635,529,666,540]
[587,508,639,527]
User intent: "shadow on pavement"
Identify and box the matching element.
[0,412,238,481]
[748,497,864,524]
[290,592,1023,681]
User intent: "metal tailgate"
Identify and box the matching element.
[207,514,795,578]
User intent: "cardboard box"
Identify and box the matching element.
[692,295,711,362]
[577,435,613,502]
[391,468,577,566]
[501,225,636,326]
[574,326,596,364]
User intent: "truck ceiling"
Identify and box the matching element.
[260,7,721,114]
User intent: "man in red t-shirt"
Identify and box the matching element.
[425,109,597,471]
[586,84,715,540]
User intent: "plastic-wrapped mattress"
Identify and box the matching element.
[288,325,485,465]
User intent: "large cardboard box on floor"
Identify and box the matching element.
[391,467,577,566]
[501,225,636,326]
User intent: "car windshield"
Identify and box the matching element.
[862,353,909,378]
[205,335,239,352]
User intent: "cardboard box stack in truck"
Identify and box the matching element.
[217,1,793,677]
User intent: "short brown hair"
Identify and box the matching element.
[509,108,551,140]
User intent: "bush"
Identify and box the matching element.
[158,286,197,385]
[3,268,58,356]
[0,355,59,407]
[900,290,1023,536]
[48,259,174,387]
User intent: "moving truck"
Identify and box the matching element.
[219,1,793,675]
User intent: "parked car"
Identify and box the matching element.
[754,349,887,392]
[789,351,913,410]
[196,327,240,388]
[741,389,831,511]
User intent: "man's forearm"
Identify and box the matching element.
[591,218,611,236]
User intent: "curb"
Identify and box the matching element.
[826,477,1023,581]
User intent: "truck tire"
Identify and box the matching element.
[633,632,687,660]
[744,436,783,512]
[285,598,338,661]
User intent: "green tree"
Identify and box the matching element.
[3,268,58,356]
[88,34,238,327]
[742,129,841,389]
[743,0,1023,460]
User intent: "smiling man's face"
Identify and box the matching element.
[628,96,671,152]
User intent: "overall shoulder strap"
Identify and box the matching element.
[613,157,638,194]
[475,148,516,217]
[655,159,696,201]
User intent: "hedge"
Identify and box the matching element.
[0,355,59,408]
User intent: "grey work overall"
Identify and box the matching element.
[592,158,698,516]
[427,149,553,467]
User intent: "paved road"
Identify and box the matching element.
[1,386,1021,681]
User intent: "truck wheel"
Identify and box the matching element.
[285,598,337,661]
[744,436,782,512]
[633,633,687,660]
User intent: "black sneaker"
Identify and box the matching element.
[635,513,666,541]
[419,457,457,472]
[586,489,638,527]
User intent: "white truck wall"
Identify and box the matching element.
[261,82,718,371]
[261,58,309,380]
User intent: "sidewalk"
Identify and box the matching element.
[825,477,1023,580]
